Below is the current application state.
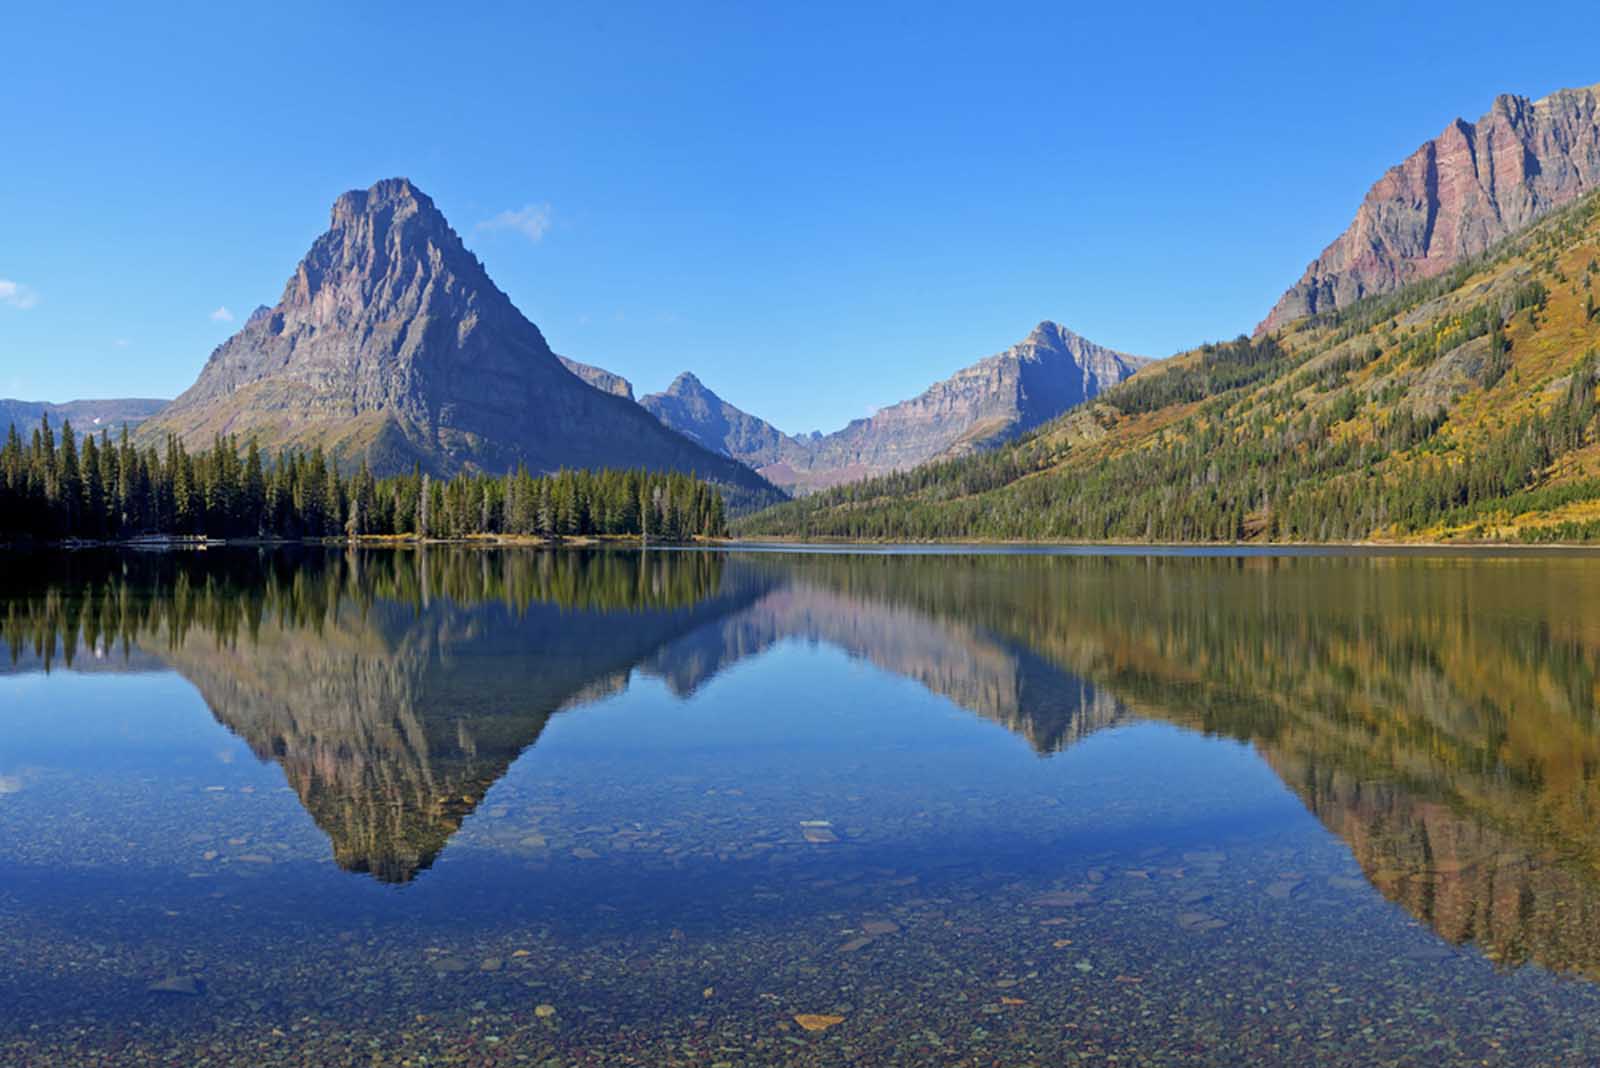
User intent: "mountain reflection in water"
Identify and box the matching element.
[7,547,1600,983]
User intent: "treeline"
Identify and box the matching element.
[3,547,733,670]
[0,416,726,543]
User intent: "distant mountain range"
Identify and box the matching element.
[1,397,166,437]
[582,321,1147,494]
[135,178,783,510]
[1260,82,1600,333]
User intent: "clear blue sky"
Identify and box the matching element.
[3,2,1597,434]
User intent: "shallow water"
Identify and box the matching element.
[5,546,1600,1065]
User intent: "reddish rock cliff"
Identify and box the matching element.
[1260,83,1600,333]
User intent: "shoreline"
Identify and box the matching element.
[707,539,1600,556]
[713,535,1600,551]
[6,534,1600,554]
[0,533,708,551]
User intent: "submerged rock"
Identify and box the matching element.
[1264,878,1303,900]
[147,975,204,996]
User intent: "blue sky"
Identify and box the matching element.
[3,2,1597,434]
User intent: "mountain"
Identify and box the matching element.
[640,372,807,471]
[639,322,1148,494]
[2,397,167,437]
[558,356,634,400]
[1260,83,1600,333]
[139,178,782,511]
[738,187,1600,543]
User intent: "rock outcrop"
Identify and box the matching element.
[140,178,781,509]
[1261,83,1600,333]
[558,356,634,400]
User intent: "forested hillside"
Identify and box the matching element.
[736,190,1600,543]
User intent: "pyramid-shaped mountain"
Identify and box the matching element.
[143,178,781,508]
[640,371,802,469]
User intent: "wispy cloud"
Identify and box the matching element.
[0,279,39,310]
[210,306,234,323]
[476,203,553,243]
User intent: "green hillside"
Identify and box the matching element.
[736,191,1600,544]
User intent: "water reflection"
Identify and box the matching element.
[4,549,760,882]
[7,548,1600,986]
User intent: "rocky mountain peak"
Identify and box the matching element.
[328,176,433,225]
[1259,82,1600,333]
[282,176,506,331]
[1024,320,1078,345]
[138,178,784,509]
[667,371,710,395]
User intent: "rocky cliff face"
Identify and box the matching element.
[558,356,634,400]
[140,178,780,508]
[1261,83,1600,333]
[638,322,1146,494]
[640,372,807,469]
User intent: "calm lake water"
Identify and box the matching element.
[6,547,1600,1065]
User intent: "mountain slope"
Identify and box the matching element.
[639,322,1147,494]
[737,189,1600,543]
[140,178,782,511]
[2,398,167,437]
[1261,82,1600,333]
[640,372,809,470]
[790,322,1148,481]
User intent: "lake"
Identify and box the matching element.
[5,546,1600,1065]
